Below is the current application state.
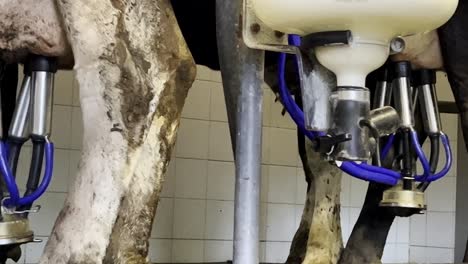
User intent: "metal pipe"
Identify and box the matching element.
[30,71,53,137]
[232,64,263,264]
[216,1,264,263]
[392,62,414,128]
[373,81,390,109]
[9,75,31,140]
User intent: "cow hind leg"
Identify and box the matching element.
[301,141,343,264]
[40,0,195,263]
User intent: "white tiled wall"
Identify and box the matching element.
[10,67,458,263]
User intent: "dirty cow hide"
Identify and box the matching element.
[40,0,195,263]
[299,140,343,264]
[0,0,73,67]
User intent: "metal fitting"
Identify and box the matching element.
[31,71,54,138]
[9,75,31,140]
[392,62,414,128]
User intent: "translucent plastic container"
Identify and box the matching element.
[252,0,458,42]
[251,0,458,87]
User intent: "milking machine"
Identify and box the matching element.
[0,55,56,262]
[224,0,459,263]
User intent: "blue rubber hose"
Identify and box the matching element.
[340,162,398,185]
[415,133,452,182]
[0,142,20,207]
[16,142,54,206]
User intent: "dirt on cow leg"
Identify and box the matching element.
[299,141,343,264]
[40,0,195,263]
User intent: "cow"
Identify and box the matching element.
[0,0,466,263]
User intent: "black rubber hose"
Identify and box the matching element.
[19,138,45,212]
[6,138,25,176]
[418,135,440,191]
[401,129,413,190]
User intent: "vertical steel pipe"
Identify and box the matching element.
[216,1,264,263]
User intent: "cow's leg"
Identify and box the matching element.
[438,1,468,261]
[301,140,343,264]
[40,0,195,263]
[338,183,394,264]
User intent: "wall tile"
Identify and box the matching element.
[340,173,351,207]
[427,177,456,212]
[210,70,222,83]
[171,240,204,263]
[196,65,213,81]
[173,199,205,239]
[205,200,234,240]
[387,221,397,244]
[208,121,233,161]
[17,65,24,86]
[266,203,296,241]
[261,165,269,202]
[260,203,268,241]
[265,242,291,263]
[176,119,209,159]
[262,89,272,127]
[182,80,211,120]
[294,205,304,231]
[270,101,295,129]
[262,127,270,164]
[296,168,307,205]
[148,239,172,263]
[426,212,455,248]
[48,149,70,193]
[349,177,367,208]
[204,240,233,262]
[206,161,235,200]
[268,165,296,204]
[425,247,454,264]
[396,217,410,244]
[349,208,361,231]
[259,242,267,263]
[209,82,228,122]
[25,236,48,264]
[382,243,396,264]
[51,105,72,149]
[72,77,80,107]
[174,158,207,199]
[436,72,454,102]
[68,150,81,191]
[440,113,458,139]
[410,213,426,246]
[394,243,409,263]
[269,128,298,166]
[409,246,426,263]
[160,158,176,198]
[70,107,83,150]
[54,70,74,105]
[151,198,174,239]
[341,207,350,245]
[29,193,66,236]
